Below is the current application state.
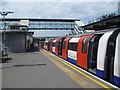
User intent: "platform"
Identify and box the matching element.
[1,49,119,89]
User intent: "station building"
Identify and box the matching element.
[0,25,34,53]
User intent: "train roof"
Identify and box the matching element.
[71,28,119,38]
[69,37,80,43]
[46,28,119,39]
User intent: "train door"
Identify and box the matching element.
[114,33,120,87]
[58,39,62,56]
[104,29,119,83]
[55,38,60,55]
[47,40,51,51]
[97,30,115,78]
[88,34,103,74]
[62,37,71,60]
[50,39,54,52]
[44,40,48,50]
[45,42,47,50]
[68,37,80,64]
[77,35,93,70]
[52,39,57,54]
[58,38,65,56]
[44,41,46,49]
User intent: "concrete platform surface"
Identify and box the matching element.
[1,49,118,89]
[2,51,80,88]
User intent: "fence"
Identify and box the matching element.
[88,11,120,24]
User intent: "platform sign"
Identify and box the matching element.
[20,20,29,26]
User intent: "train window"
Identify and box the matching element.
[73,43,78,51]
[53,43,56,47]
[68,43,73,50]
[52,43,54,47]
[68,43,78,51]
[59,39,62,43]
[82,37,90,53]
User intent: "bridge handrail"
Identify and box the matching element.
[88,11,120,24]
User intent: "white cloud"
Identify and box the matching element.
[0,1,118,37]
[1,2,118,24]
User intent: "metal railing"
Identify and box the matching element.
[74,25,84,34]
[88,11,120,24]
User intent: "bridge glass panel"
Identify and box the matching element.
[0,19,78,31]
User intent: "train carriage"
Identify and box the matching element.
[43,28,120,87]
[44,40,48,50]
[55,37,65,56]
[52,39,57,54]
[114,32,120,87]
[47,39,51,51]
[87,33,103,73]
[55,38,60,55]
[50,39,55,52]
[97,28,120,87]
[97,31,115,78]
[47,39,54,52]
[77,34,94,70]
[58,38,66,56]
[104,29,119,82]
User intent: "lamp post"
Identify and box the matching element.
[0,11,14,54]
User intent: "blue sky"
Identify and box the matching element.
[1,1,119,24]
[0,0,119,37]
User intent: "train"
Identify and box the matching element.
[44,28,120,87]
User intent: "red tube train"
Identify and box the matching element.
[44,28,120,87]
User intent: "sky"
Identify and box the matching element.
[0,0,119,37]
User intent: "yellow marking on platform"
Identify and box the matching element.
[40,49,111,89]
[41,50,95,88]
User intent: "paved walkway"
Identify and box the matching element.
[2,51,80,88]
[2,50,118,89]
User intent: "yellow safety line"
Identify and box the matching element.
[40,49,111,89]
[41,50,94,88]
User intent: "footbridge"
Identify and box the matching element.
[0,18,84,37]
